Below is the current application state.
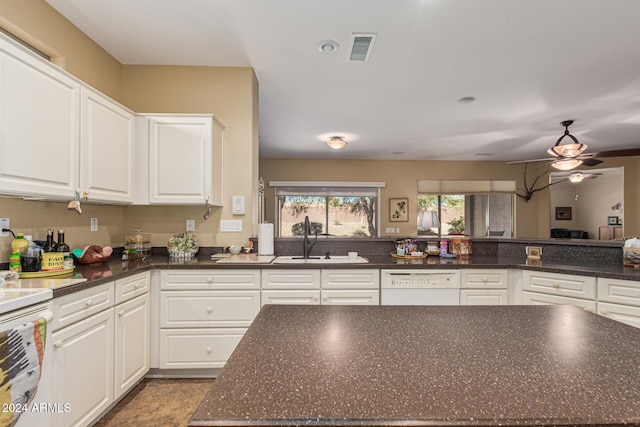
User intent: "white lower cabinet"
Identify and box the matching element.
[460,269,508,305]
[157,270,261,370]
[261,269,379,306]
[114,293,150,399]
[521,290,596,312]
[51,272,150,427]
[597,277,640,328]
[521,270,596,313]
[52,306,114,427]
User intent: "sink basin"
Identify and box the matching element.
[272,255,369,264]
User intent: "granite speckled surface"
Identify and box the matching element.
[190,305,640,426]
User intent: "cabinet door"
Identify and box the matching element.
[148,115,213,204]
[461,269,508,289]
[261,269,321,290]
[115,271,151,304]
[160,291,261,327]
[522,270,595,299]
[0,36,80,198]
[522,291,595,313]
[261,290,320,306]
[159,328,246,369]
[80,86,134,203]
[321,289,379,305]
[460,289,508,305]
[114,293,150,400]
[161,269,260,291]
[52,309,114,427]
[321,269,379,290]
[598,301,640,329]
[597,277,640,307]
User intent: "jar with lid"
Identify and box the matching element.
[20,236,41,273]
[9,233,29,272]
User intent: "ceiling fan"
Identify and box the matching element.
[510,120,640,170]
[550,170,602,183]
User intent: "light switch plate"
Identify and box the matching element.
[186,219,195,232]
[220,220,242,232]
[90,217,98,232]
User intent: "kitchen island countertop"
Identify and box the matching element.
[189,304,640,426]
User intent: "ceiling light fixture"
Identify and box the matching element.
[551,158,583,170]
[569,172,585,183]
[326,136,347,150]
[317,40,339,54]
[547,120,587,158]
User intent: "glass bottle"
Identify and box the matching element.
[57,229,73,269]
[43,228,57,252]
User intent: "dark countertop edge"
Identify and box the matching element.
[188,417,640,427]
[54,255,640,298]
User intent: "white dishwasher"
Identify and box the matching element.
[381,269,460,305]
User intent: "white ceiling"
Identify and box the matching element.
[45,0,640,161]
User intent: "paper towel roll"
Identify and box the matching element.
[258,223,274,255]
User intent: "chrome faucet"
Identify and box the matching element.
[303,215,318,258]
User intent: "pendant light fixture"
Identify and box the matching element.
[326,136,347,150]
[547,120,587,158]
[569,172,585,183]
[551,158,583,170]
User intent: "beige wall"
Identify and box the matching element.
[0,0,259,262]
[120,66,259,247]
[259,157,640,239]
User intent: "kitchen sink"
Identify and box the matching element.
[271,255,369,264]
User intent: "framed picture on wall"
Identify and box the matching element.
[608,216,619,225]
[555,207,572,221]
[390,198,409,222]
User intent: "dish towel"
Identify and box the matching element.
[0,316,49,427]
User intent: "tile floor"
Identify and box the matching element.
[94,378,214,426]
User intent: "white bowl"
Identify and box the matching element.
[229,246,242,255]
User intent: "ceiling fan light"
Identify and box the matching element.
[551,158,583,170]
[326,136,347,150]
[569,172,585,183]
[547,143,588,158]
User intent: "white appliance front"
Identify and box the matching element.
[0,301,54,427]
[380,269,460,305]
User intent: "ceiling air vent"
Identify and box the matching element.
[348,33,376,62]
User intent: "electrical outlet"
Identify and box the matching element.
[90,217,98,232]
[186,219,195,232]
[220,220,242,232]
[385,227,395,234]
[0,218,9,237]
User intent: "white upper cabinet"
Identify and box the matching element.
[0,35,80,199]
[135,114,224,205]
[80,86,134,203]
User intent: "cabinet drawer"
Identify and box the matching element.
[598,301,640,329]
[115,272,150,304]
[261,269,321,289]
[597,278,640,307]
[522,291,595,313]
[522,271,595,299]
[52,282,114,331]
[261,290,320,306]
[321,289,379,305]
[161,270,260,290]
[460,289,508,305]
[461,269,508,289]
[159,328,246,369]
[160,291,260,327]
[321,269,380,290]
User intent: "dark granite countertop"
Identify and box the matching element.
[50,254,640,297]
[189,304,640,426]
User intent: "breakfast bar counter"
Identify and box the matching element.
[189,304,640,426]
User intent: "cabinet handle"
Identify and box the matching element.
[206,347,212,353]
[133,284,139,289]
[313,295,319,301]
[118,310,125,316]
[54,340,63,348]
[552,283,560,288]
[207,307,213,313]
[482,277,488,283]
[584,307,594,313]
[601,309,608,316]
[322,295,328,301]
[207,277,213,283]
[85,299,93,306]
